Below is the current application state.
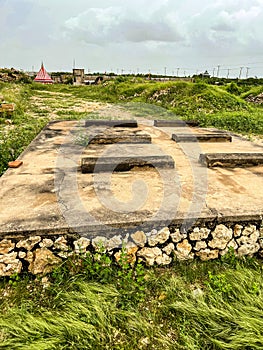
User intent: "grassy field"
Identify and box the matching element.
[1,250,263,349]
[1,78,263,349]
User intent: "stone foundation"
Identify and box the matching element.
[1,220,263,276]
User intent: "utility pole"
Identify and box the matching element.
[246,67,250,79]
[239,67,244,79]
[217,65,220,77]
[164,67,167,76]
[177,68,180,77]
[227,69,230,79]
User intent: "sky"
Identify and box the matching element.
[1,0,263,77]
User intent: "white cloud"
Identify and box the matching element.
[63,6,182,44]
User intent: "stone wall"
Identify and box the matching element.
[1,221,263,276]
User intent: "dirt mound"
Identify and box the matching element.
[0,68,31,83]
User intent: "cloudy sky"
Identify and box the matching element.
[1,0,263,77]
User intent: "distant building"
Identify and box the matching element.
[34,63,54,83]
[73,69,85,85]
[202,70,211,78]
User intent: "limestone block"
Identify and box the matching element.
[16,236,41,250]
[54,237,69,251]
[39,239,54,248]
[194,241,207,251]
[0,260,22,277]
[131,231,147,247]
[238,243,260,256]
[137,247,162,266]
[208,225,232,250]
[189,227,210,241]
[73,237,90,254]
[114,246,138,265]
[0,239,15,255]
[242,225,257,236]
[162,243,175,255]
[18,251,27,259]
[25,251,34,264]
[92,236,108,252]
[156,253,172,265]
[175,240,194,260]
[170,229,186,243]
[28,248,62,275]
[0,251,18,264]
[196,249,219,261]
[107,235,123,250]
[234,224,243,237]
[148,227,170,246]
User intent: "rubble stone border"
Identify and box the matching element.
[1,218,263,277]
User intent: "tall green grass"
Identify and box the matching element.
[1,253,263,349]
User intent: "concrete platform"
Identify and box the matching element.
[154,119,199,127]
[81,155,175,173]
[85,119,137,127]
[200,153,263,168]
[0,120,263,238]
[172,133,232,143]
[88,130,152,144]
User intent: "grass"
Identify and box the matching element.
[1,251,263,349]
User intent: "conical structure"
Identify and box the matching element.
[34,63,54,83]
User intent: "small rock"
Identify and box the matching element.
[162,243,175,255]
[196,249,219,261]
[192,288,204,299]
[18,251,27,259]
[208,225,232,250]
[238,243,260,256]
[156,253,172,265]
[73,237,90,254]
[28,248,62,275]
[131,231,147,247]
[189,227,210,241]
[114,246,138,265]
[0,260,22,277]
[234,224,243,237]
[148,227,170,246]
[194,241,207,251]
[107,235,123,251]
[92,236,108,252]
[175,239,193,260]
[220,239,239,256]
[54,237,69,251]
[242,225,257,236]
[25,251,34,264]
[39,239,54,248]
[41,276,50,289]
[0,251,18,264]
[0,239,15,255]
[16,236,41,250]
[170,229,186,243]
[137,247,162,266]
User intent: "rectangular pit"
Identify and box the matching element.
[85,119,138,127]
[200,153,263,168]
[154,119,199,127]
[81,155,175,173]
[172,133,232,143]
